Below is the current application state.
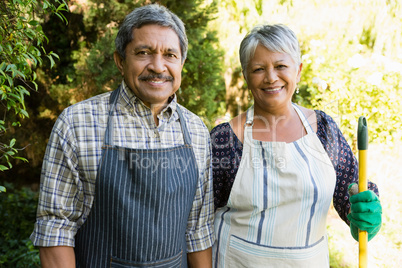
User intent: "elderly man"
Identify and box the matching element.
[31,4,214,267]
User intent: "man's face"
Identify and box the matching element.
[114,24,184,108]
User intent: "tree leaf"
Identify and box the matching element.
[47,55,55,68]
[28,20,39,26]
[0,165,9,171]
[15,156,29,162]
[10,138,16,147]
[19,109,29,118]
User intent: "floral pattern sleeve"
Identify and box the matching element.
[315,110,379,223]
[210,123,242,209]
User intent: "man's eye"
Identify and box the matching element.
[253,68,263,72]
[166,53,178,58]
[276,65,287,69]
[137,51,148,55]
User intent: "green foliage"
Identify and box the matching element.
[63,0,145,100]
[295,33,402,147]
[327,225,352,268]
[0,0,68,182]
[0,138,28,172]
[0,182,40,267]
[162,0,226,121]
[213,0,402,146]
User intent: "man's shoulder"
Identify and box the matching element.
[55,92,112,128]
[176,104,209,135]
[67,91,111,110]
[61,92,112,116]
[177,104,206,125]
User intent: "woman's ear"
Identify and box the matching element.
[296,63,303,83]
[242,69,248,83]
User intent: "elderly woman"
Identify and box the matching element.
[211,24,382,267]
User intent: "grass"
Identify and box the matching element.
[328,142,402,268]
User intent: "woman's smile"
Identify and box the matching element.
[261,86,284,93]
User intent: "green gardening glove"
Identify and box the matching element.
[347,183,382,242]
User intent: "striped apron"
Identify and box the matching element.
[75,88,198,267]
[213,104,336,267]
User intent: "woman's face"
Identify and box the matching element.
[245,44,302,112]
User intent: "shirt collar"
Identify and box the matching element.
[119,80,177,121]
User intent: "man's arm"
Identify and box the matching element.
[187,247,212,268]
[40,246,76,268]
[31,111,85,255]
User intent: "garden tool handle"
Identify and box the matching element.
[357,116,368,268]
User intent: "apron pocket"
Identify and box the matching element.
[227,235,328,268]
[110,250,182,268]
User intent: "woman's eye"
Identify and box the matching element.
[137,51,148,55]
[276,65,287,69]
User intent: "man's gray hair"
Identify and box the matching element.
[115,4,188,64]
[239,24,301,80]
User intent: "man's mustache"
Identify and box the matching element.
[139,74,173,81]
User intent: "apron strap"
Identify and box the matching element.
[245,105,254,126]
[292,103,314,134]
[104,87,121,146]
[104,87,192,146]
[242,105,254,147]
[176,105,192,146]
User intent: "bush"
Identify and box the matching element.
[0,183,40,267]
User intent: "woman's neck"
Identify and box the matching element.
[252,103,306,142]
[252,102,295,128]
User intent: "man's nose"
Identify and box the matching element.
[148,54,167,73]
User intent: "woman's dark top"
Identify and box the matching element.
[211,109,379,224]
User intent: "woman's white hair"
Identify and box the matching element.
[239,24,301,80]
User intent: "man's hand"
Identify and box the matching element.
[347,183,382,241]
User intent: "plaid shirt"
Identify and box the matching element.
[30,81,214,252]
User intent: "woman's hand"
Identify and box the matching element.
[347,183,382,241]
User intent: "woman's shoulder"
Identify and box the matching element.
[294,104,318,133]
[313,109,345,146]
[229,112,247,144]
[314,109,340,129]
[211,112,247,144]
[210,121,232,137]
[295,105,340,133]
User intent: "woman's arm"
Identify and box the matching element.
[315,110,379,223]
[210,122,243,209]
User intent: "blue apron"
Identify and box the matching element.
[75,88,198,267]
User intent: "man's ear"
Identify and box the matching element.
[114,51,124,76]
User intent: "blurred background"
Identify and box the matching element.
[1,0,401,266]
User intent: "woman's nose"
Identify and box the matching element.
[264,70,278,83]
